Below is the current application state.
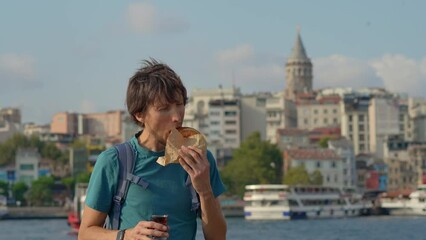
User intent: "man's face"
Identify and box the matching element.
[141,96,185,146]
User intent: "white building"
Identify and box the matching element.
[328,139,357,189]
[284,149,344,189]
[15,148,41,186]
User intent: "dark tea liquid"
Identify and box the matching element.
[151,215,168,225]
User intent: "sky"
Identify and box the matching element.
[1,0,426,124]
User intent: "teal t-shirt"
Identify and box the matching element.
[85,134,226,240]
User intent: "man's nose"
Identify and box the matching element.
[171,107,182,122]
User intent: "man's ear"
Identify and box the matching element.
[134,112,144,124]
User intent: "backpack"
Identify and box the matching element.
[107,141,200,230]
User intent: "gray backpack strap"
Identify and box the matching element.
[185,175,201,216]
[110,142,135,230]
[126,173,149,189]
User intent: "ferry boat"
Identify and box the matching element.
[67,183,88,232]
[380,184,426,216]
[243,184,368,220]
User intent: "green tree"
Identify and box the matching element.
[221,132,283,196]
[283,165,311,185]
[318,137,330,148]
[309,170,323,185]
[61,177,75,197]
[283,166,324,186]
[76,172,91,183]
[12,181,29,204]
[0,180,8,197]
[26,176,55,206]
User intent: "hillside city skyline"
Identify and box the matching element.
[1,1,425,124]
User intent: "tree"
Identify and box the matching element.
[318,137,330,148]
[310,170,323,185]
[283,165,324,186]
[283,165,311,185]
[0,180,8,197]
[26,176,55,206]
[12,181,29,204]
[221,132,283,196]
[61,177,75,198]
[76,172,91,183]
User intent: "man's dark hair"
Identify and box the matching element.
[126,58,188,127]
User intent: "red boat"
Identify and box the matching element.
[67,183,88,232]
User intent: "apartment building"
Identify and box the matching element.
[383,135,415,191]
[340,94,370,155]
[265,92,296,143]
[15,148,41,186]
[328,139,357,189]
[297,93,341,130]
[284,148,344,189]
[369,97,400,159]
[50,110,123,141]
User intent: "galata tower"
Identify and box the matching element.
[285,28,313,100]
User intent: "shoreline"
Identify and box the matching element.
[3,206,68,220]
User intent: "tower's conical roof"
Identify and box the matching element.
[289,27,309,60]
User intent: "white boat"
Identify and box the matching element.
[243,184,368,220]
[0,195,9,219]
[380,184,426,216]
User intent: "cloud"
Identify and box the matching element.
[371,54,426,98]
[313,55,383,89]
[0,54,42,92]
[126,2,189,34]
[214,44,285,92]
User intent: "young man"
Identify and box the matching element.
[78,59,227,240]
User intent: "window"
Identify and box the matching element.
[358,115,364,122]
[359,134,364,140]
[333,109,338,114]
[316,162,321,168]
[225,120,236,125]
[225,129,237,134]
[225,111,237,116]
[20,164,34,170]
[349,125,353,132]
[333,118,338,124]
[348,115,353,122]
[324,109,328,114]
[304,118,309,124]
[359,124,364,131]
[324,118,328,124]
[331,162,336,168]
[210,121,220,125]
[314,109,318,114]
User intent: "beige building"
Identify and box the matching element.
[340,94,370,155]
[408,143,426,186]
[240,93,268,141]
[369,97,400,159]
[265,92,296,143]
[0,107,21,124]
[50,112,78,135]
[383,136,415,191]
[297,94,341,130]
[50,110,123,141]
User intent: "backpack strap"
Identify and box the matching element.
[110,141,136,230]
[185,175,201,216]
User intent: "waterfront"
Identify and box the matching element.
[1,216,426,240]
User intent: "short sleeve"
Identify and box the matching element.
[84,148,119,213]
[206,150,226,198]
